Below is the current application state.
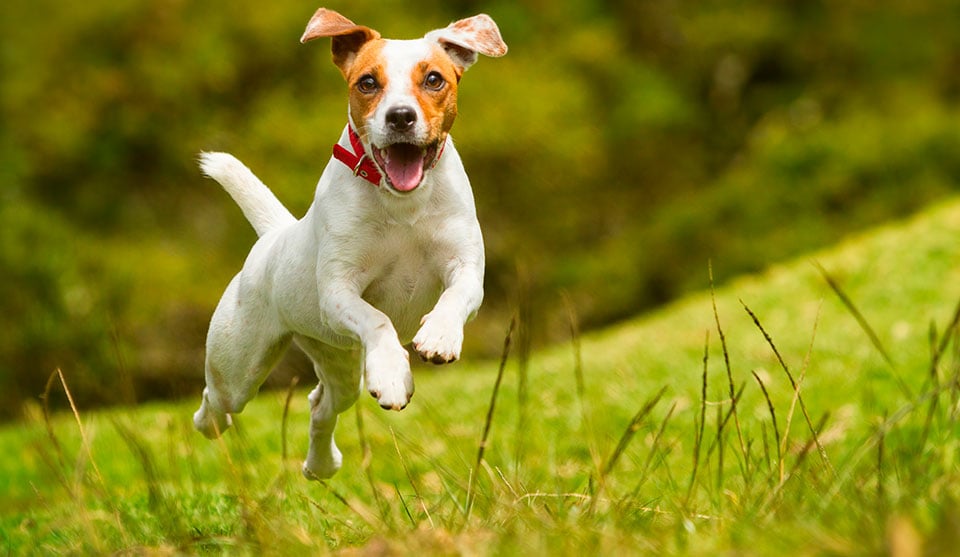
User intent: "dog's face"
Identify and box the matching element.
[343,39,460,193]
[302,9,507,194]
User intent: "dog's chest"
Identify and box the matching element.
[358,231,444,340]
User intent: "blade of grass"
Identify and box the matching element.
[56,369,111,502]
[355,398,390,525]
[710,263,748,476]
[751,370,782,482]
[316,482,380,529]
[703,382,747,461]
[390,426,434,528]
[514,270,533,476]
[590,385,667,513]
[715,398,724,496]
[877,411,887,513]
[923,321,942,446]
[50,369,129,551]
[924,296,960,437]
[741,300,834,476]
[40,371,73,497]
[394,483,416,528]
[466,316,516,519]
[818,387,940,512]
[928,295,960,375]
[281,375,300,463]
[685,330,710,506]
[951,321,960,422]
[564,292,603,485]
[761,412,831,515]
[623,402,676,505]
[815,262,910,398]
[599,386,669,480]
[112,418,190,542]
[385,419,470,514]
[788,412,830,481]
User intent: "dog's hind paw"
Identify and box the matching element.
[193,404,233,439]
[302,446,342,480]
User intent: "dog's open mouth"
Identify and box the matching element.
[372,142,440,193]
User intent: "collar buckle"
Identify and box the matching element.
[332,126,382,186]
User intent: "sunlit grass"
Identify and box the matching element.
[3,199,960,555]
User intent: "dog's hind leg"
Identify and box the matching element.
[194,274,292,439]
[296,338,362,480]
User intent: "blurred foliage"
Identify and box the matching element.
[1,0,959,417]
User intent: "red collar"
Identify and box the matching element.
[332,125,447,188]
[332,126,383,186]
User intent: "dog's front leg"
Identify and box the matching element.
[413,262,484,364]
[320,287,414,410]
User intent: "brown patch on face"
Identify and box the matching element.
[344,40,388,138]
[410,46,461,142]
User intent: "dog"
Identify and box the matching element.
[192,7,507,480]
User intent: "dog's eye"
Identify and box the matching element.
[357,75,379,94]
[423,71,445,91]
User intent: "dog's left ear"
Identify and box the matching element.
[425,14,508,72]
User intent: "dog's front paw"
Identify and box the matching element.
[413,311,464,364]
[365,341,414,410]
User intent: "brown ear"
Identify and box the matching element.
[424,14,508,71]
[301,8,381,75]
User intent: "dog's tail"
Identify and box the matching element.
[198,152,296,237]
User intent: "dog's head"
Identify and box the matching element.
[301,8,508,194]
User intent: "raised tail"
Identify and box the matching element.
[198,152,296,237]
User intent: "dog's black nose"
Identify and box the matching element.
[386,106,417,132]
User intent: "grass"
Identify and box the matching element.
[4,197,960,555]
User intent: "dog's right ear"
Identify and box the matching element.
[301,8,380,76]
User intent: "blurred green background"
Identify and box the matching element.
[2,0,959,419]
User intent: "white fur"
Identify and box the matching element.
[193,28,490,481]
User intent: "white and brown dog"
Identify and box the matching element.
[193,8,507,480]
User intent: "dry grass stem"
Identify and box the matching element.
[466,316,516,518]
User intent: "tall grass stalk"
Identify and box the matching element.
[815,262,909,397]
[390,426,434,528]
[751,370,782,481]
[565,293,603,484]
[281,375,300,463]
[590,386,667,513]
[685,331,710,506]
[741,301,833,476]
[710,263,748,475]
[466,316,515,519]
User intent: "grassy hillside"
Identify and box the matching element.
[5,0,960,415]
[3,198,960,554]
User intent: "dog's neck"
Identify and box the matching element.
[333,124,448,189]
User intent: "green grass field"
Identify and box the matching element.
[3,199,960,555]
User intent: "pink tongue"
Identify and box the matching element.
[384,144,424,192]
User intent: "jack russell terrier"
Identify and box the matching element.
[192,8,507,480]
